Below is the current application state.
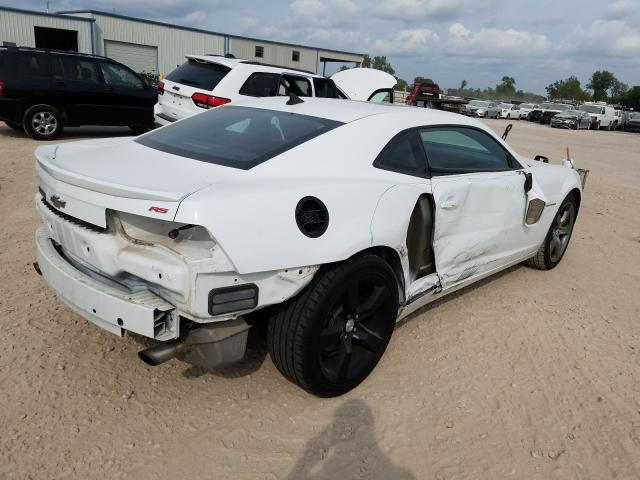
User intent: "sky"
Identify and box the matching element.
[8,0,640,94]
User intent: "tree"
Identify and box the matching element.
[338,65,350,72]
[371,56,395,75]
[622,86,640,110]
[610,79,629,102]
[395,78,408,91]
[360,54,396,75]
[460,79,468,90]
[587,70,617,102]
[545,76,590,101]
[496,76,516,98]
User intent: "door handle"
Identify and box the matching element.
[440,198,459,210]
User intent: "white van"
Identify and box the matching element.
[578,103,616,130]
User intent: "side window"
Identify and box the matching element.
[313,78,340,99]
[374,130,427,177]
[52,56,100,83]
[99,62,144,89]
[368,89,391,103]
[239,72,280,97]
[281,75,312,96]
[419,127,514,174]
[15,52,49,77]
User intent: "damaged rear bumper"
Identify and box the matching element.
[36,226,178,339]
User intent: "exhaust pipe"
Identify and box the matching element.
[138,341,185,366]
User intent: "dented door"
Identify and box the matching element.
[431,171,530,289]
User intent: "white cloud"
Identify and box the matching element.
[562,19,640,58]
[445,23,550,57]
[240,16,258,28]
[605,0,640,19]
[289,0,358,19]
[374,0,484,20]
[374,28,439,54]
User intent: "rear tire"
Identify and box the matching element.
[267,255,399,397]
[23,104,63,140]
[526,195,577,270]
[5,121,22,131]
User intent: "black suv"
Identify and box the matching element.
[0,47,157,139]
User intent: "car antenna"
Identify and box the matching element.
[286,92,304,105]
[501,123,513,141]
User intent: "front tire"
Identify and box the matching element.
[267,255,399,397]
[23,104,63,140]
[526,195,577,270]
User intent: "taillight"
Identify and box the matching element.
[0,80,4,97]
[191,92,231,109]
[156,81,164,95]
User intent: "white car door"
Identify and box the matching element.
[420,126,544,289]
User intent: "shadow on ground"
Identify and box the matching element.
[286,398,415,479]
[0,124,135,141]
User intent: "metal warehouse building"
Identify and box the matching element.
[0,6,364,77]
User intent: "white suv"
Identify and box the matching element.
[154,56,396,126]
[578,103,616,130]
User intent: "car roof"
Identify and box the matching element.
[185,54,320,77]
[232,96,486,127]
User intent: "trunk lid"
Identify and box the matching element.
[35,137,230,227]
[330,68,397,101]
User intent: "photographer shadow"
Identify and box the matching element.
[286,398,415,480]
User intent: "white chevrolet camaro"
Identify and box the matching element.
[34,97,586,397]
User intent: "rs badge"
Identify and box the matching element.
[149,206,169,214]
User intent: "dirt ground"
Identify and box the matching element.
[1,119,639,480]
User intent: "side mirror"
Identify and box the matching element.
[524,171,533,193]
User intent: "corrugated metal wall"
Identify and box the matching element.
[229,38,319,73]
[104,40,158,73]
[0,10,92,52]
[0,8,364,79]
[88,13,225,76]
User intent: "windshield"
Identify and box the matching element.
[468,100,489,106]
[579,105,605,114]
[165,59,230,90]
[136,106,342,170]
[556,111,578,118]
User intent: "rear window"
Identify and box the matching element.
[165,59,230,91]
[313,78,340,98]
[136,106,342,170]
[15,51,49,77]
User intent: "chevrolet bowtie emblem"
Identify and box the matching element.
[50,195,66,209]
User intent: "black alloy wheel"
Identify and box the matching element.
[526,194,577,270]
[268,255,399,397]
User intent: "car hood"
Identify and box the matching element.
[330,68,397,101]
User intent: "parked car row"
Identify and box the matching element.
[463,97,637,132]
[0,46,397,140]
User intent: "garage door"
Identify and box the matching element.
[104,40,158,74]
